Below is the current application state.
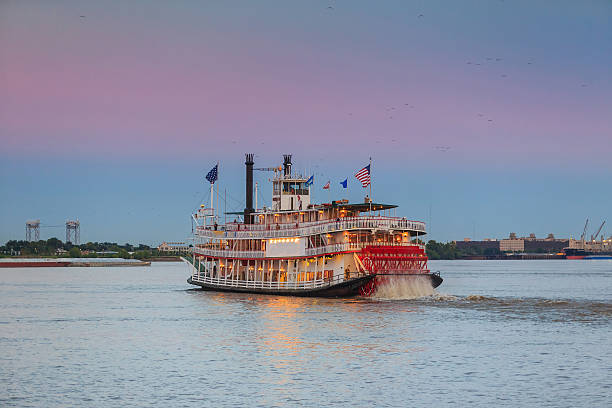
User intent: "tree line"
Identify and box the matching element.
[425,240,500,260]
[0,239,183,260]
[3,238,496,260]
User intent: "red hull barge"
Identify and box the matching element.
[0,261,71,268]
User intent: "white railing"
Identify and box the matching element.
[194,248,266,258]
[190,272,369,290]
[194,241,426,259]
[196,216,425,240]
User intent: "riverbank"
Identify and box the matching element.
[462,254,565,260]
[0,258,150,268]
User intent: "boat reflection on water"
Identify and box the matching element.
[191,290,426,361]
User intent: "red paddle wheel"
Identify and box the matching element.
[357,245,429,296]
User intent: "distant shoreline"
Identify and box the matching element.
[0,257,152,268]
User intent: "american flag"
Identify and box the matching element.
[205,164,218,184]
[322,181,330,190]
[354,164,370,188]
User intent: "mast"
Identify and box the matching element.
[210,182,214,216]
[369,156,372,215]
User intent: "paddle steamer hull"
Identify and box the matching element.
[187,273,442,298]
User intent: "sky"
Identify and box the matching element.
[1,0,611,245]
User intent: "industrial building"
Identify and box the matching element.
[456,233,569,254]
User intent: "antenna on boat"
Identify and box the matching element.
[283,154,292,177]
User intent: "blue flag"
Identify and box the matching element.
[205,164,218,184]
[306,175,314,186]
[340,178,347,188]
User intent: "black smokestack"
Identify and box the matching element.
[244,153,254,224]
[283,154,292,177]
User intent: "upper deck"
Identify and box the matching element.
[193,153,427,242]
[196,214,426,240]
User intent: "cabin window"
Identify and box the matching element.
[282,182,309,195]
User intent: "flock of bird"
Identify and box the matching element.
[75,7,592,156]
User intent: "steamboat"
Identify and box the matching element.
[185,154,442,297]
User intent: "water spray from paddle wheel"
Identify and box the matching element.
[357,245,429,296]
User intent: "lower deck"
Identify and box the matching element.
[183,245,441,297]
[186,273,374,297]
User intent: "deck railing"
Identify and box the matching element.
[190,271,370,290]
[193,248,266,259]
[196,216,425,240]
[194,241,426,259]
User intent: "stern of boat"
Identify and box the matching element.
[356,245,442,296]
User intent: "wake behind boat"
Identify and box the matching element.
[184,154,442,297]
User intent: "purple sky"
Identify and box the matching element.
[1,1,611,244]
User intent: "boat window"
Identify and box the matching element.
[282,182,309,195]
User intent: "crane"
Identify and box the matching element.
[253,166,281,210]
[580,218,589,242]
[591,221,606,241]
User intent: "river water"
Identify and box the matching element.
[1,260,610,407]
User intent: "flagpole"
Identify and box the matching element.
[216,161,219,222]
[369,157,372,215]
[216,181,220,224]
[210,183,215,211]
[210,182,214,215]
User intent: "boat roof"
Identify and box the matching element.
[336,202,397,212]
[227,202,397,217]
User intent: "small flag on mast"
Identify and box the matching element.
[306,175,314,186]
[355,164,370,188]
[340,178,348,188]
[323,181,330,190]
[205,164,218,184]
